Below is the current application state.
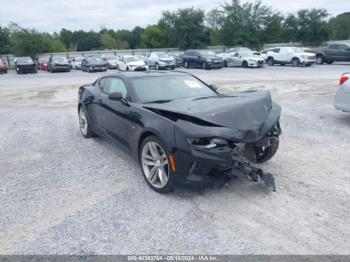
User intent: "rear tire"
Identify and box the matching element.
[255,140,279,163]
[292,58,300,67]
[78,105,97,138]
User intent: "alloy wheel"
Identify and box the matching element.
[141,141,169,189]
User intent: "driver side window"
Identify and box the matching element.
[101,77,127,98]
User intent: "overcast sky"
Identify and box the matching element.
[0,0,347,33]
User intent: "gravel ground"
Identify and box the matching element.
[0,64,349,255]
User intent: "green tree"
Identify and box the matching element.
[141,25,165,48]
[220,0,275,49]
[296,9,329,45]
[282,14,299,43]
[206,8,223,45]
[100,32,118,49]
[0,26,10,54]
[160,8,209,49]
[328,12,350,40]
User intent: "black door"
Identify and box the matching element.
[338,44,350,61]
[95,77,132,149]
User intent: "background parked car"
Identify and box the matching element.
[81,56,107,72]
[37,57,49,71]
[117,55,148,71]
[266,47,316,67]
[316,42,350,65]
[15,57,37,74]
[102,55,119,69]
[147,52,176,70]
[49,56,71,73]
[70,57,84,70]
[222,48,265,68]
[260,48,273,61]
[168,51,184,67]
[0,59,8,74]
[182,50,223,69]
[334,73,350,112]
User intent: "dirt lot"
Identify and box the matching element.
[0,64,349,255]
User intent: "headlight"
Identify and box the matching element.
[186,137,228,149]
[206,58,212,63]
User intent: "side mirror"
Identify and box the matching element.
[209,84,218,91]
[108,92,123,101]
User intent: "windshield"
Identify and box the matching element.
[291,47,304,53]
[39,57,49,62]
[239,51,254,56]
[155,52,169,58]
[131,75,217,103]
[17,57,33,63]
[52,57,67,63]
[125,56,138,63]
[199,50,216,56]
[106,56,117,61]
[88,57,103,62]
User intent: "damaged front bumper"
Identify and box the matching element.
[173,124,280,191]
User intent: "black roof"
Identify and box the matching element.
[103,70,191,79]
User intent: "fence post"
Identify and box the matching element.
[6,55,10,67]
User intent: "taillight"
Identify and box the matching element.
[339,76,349,85]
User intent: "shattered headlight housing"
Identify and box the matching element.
[187,137,228,149]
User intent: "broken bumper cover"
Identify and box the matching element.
[172,128,280,191]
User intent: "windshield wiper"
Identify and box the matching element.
[144,99,173,104]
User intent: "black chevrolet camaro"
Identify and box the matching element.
[78,71,281,193]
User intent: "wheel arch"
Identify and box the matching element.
[137,130,159,156]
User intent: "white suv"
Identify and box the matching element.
[266,47,316,67]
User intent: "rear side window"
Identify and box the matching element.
[338,44,350,50]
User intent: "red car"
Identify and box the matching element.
[0,59,8,74]
[38,57,49,71]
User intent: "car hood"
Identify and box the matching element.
[17,61,35,65]
[129,60,146,66]
[244,55,264,61]
[89,62,106,65]
[144,91,279,131]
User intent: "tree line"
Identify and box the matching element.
[0,0,349,57]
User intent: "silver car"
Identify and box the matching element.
[335,73,350,112]
[147,52,176,70]
[223,48,265,68]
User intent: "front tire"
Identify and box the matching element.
[255,140,279,163]
[326,60,334,64]
[184,61,189,69]
[155,63,160,70]
[316,55,324,65]
[242,61,248,68]
[140,136,174,193]
[292,58,300,67]
[78,106,96,138]
[267,57,274,66]
[201,62,208,70]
